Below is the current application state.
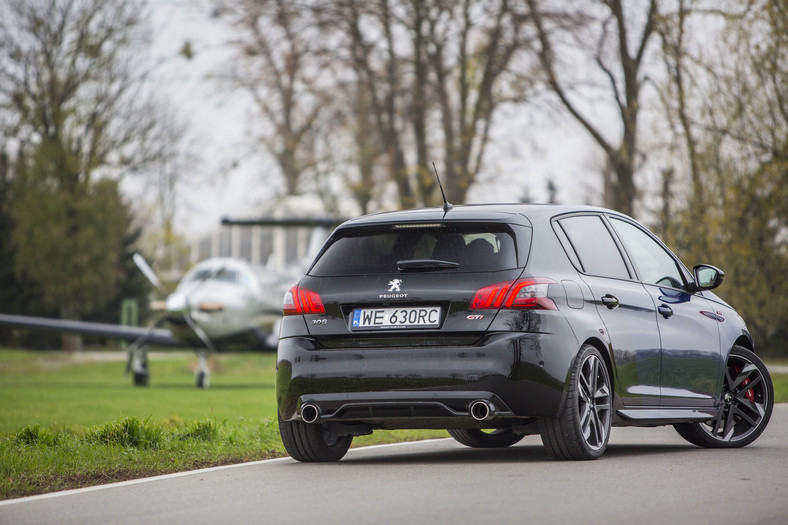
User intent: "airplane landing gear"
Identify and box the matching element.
[133,368,150,386]
[195,350,211,389]
[130,347,150,387]
[124,317,164,387]
[195,370,209,388]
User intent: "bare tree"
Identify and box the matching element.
[426,0,535,203]
[655,0,788,356]
[220,0,333,197]
[526,0,660,215]
[0,0,159,179]
[220,1,544,210]
[655,0,711,257]
[330,0,417,208]
[345,84,383,214]
[134,101,194,275]
[327,0,538,207]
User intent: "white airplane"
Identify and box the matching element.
[0,216,345,388]
[0,255,292,388]
[131,254,297,387]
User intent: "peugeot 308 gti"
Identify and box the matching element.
[276,204,773,461]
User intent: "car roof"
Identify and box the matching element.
[336,203,623,230]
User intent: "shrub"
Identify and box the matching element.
[178,419,218,441]
[14,425,60,447]
[84,417,163,449]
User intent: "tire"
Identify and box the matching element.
[195,370,210,389]
[278,411,353,462]
[447,428,525,448]
[674,345,773,448]
[539,345,612,460]
[133,371,149,386]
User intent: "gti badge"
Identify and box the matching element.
[388,279,402,292]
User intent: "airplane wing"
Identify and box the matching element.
[220,216,349,228]
[0,313,178,346]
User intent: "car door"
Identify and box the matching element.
[555,214,662,406]
[607,217,723,407]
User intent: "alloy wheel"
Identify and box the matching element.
[539,345,613,459]
[700,353,768,443]
[577,353,611,450]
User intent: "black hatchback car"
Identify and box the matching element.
[276,204,773,461]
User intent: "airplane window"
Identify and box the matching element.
[214,270,239,284]
[185,268,239,284]
[185,269,213,282]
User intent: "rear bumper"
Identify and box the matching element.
[276,330,578,428]
[299,390,513,429]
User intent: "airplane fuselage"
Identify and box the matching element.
[163,258,290,351]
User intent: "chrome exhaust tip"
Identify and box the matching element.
[470,400,496,421]
[300,403,321,424]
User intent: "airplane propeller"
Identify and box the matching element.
[180,265,225,388]
[132,253,166,294]
[181,303,218,389]
[128,253,224,388]
[121,253,177,386]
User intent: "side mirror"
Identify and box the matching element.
[692,264,725,292]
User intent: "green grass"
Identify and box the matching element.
[772,374,788,403]
[1,416,286,499]
[765,360,788,403]
[0,350,277,431]
[0,349,446,500]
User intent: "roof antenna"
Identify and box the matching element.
[432,162,453,214]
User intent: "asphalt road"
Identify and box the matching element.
[3,405,787,525]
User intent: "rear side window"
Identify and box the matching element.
[557,216,630,280]
[309,224,521,276]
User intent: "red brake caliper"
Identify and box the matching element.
[734,366,755,401]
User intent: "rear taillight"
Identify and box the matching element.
[469,282,512,309]
[283,285,325,315]
[469,278,557,310]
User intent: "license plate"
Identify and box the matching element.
[351,306,441,329]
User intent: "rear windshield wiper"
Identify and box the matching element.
[397,259,460,272]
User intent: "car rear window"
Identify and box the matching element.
[308,224,522,276]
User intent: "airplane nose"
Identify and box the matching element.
[197,302,224,312]
[165,293,187,315]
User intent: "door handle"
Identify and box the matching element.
[658,304,674,319]
[601,294,619,309]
